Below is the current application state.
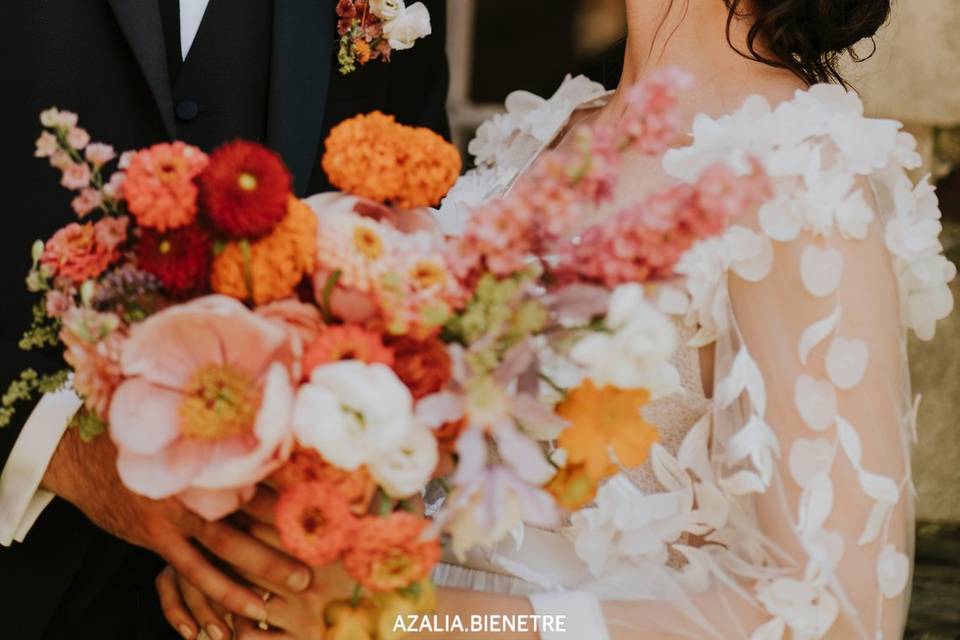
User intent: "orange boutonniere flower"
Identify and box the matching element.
[556,380,660,481]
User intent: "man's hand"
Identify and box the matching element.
[41,426,313,627]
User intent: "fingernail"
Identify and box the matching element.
[206,625,224,640]
[244,602,266,620]
[178,624,194,639]
[287,568,311,591]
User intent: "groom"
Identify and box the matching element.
[0,0,450,637]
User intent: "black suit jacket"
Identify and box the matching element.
[0,1,449,637]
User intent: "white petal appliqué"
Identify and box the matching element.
[859,500,894,546]
[795,375,838,432]
[800,245,844,298]
[836,416,863,468]
[858,470,900,503]
[826,337,869,389]
[876,544,910,599]
[751,616,786,640]
[798,305,842,365]
[788,438,835,490]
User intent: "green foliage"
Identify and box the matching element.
[19,301,61,350]
[71,409,107,442]
[0,368,70,428]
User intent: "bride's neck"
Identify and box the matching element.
[608,0,805,123]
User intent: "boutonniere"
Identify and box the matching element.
[336,0,432,75]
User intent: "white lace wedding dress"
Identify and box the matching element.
[433,76,956,639]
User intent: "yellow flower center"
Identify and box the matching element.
[159,239,172,254]
[409,260,446,289]
[179,364,260,440]
[157,158,185,183]
[237,172,258,192]
[353,226,384,260]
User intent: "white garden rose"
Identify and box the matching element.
[369,0,404,21]
[369,426,438,498]
[292,361,413,470]
[383,2,431,51]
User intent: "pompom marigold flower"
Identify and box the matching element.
[276,480,360,567]
[271,446,377,516]
[343,512,441,591]
[211,197,318,304]
[545,462,598,511]
[41,222,117,284]
[302,325,394,378]
[199,141,292,238]
[556,380,659,481]
[136,224,212,295]
[388,336,451,400]
[123,142,209,231]
[322,112,461,209]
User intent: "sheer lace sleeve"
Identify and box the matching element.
[543,85,956,640]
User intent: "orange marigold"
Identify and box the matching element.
[210,197,317,304]
[123,142,209,230]
[271,446,377,516]
[556,380,660,481]
[322,112,462,209]
[342,512,441,592]
[388,336,451,400]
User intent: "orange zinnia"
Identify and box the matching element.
[210,196,317,304]
[271,446,377,516]
[546,462,599,511]
[556,380,659,481]
[342,512,441,592]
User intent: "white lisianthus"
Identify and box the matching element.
[570,283,679,397]
[369,426,438,498]
[292,361,413,470]
[370,0,404,20]
[383,2,431,50]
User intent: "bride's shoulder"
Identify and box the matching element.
[669,83,956,342]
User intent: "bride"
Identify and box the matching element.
[158,0,955,638]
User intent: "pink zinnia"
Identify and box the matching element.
[108,296,297,520]
[123,142,209,231]
[41,222,117,284]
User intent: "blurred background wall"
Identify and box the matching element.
[446,0,960,524]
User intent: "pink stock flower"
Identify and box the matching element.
[41,222,117,283]
[93,216,129,252]
[71,188,104,217]
[66,127,91,150]
[62,323,125,419]
[103,172,127,199]
[35,131,58,158]
[50,150,73,171]
[555,160,770,287]
[61,162,92,190]
[85,143,117,167]
[108,296,297,520]
[44,290,74,319]
[620,67,692,155]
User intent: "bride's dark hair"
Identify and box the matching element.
[724,0,892,86]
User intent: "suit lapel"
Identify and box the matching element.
[106,0,177,138]
[268,0,336,195]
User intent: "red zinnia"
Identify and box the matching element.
[136,224,212,294]
[275,480,359,567]
[302,325,394,379]
[199,140,292,238]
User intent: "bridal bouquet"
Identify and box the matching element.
[4,69,769,639]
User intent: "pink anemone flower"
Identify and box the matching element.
[109,295,296,520]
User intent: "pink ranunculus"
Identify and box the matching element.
[109,296,297,520]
